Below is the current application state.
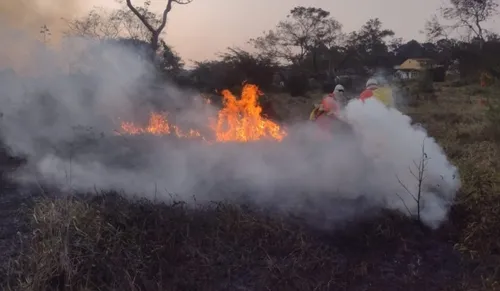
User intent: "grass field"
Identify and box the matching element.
[3,81,500,291]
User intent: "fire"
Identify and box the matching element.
[118,84,286,142]
[215,84,285,142]
[120,113,203,139]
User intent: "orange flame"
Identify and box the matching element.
[118,84,286,142]
[120,112,203,139]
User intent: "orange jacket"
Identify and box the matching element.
[321,94,340,114]
[315,112,337,129]
[359,88,375,102]
[314,111,341,140]
[310,94,341,138]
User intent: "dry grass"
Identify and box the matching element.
[4,81,500,290]
[4,195,465,291]
[406,83,500,289]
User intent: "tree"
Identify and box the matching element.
[219,48,278,89]
[66,5,160,41]
[66,4,184,74]
[159,40,184,75]
[125,0,193,55]
[191,60,227,91]
[423,15,450,40]
[392,40,425,63]
[342,18,395,72]
[425,0,498,49]
[250,6,342,67]
[191,48,278,92]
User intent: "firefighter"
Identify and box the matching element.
[332,84,347,107]
[359,78,379,102]
[309,85,344,121]
[359,78,394,107]
[307,96,343,138]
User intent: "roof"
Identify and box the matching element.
[394,58,441,70]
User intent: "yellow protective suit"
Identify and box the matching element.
[372,86,395,107]
[309,105,322,120]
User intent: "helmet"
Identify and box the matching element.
[334,84,345,93]
[366,78,378,88]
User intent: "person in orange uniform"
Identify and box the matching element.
[314,95,340,131]
[309,85,347,138]
[309,84,345,121]
[359,78,395,107]
[359,78,379,102]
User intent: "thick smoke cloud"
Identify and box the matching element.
[0,0,83,33]
[0,29,460,229]
[0,0,87,72]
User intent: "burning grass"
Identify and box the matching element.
[3,82,500,290]
[118,84,287,142]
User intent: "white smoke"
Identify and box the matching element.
[343,99,459,226]
[0,30,460,229]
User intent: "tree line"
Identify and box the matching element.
[51,0,500,95]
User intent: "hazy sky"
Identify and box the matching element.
[88,0,499,64]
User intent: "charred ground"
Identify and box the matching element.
[1,82,500,290]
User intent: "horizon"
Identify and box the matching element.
[116,0,498,65]
[5,0,499,66]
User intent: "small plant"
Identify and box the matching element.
[396,140,429,225]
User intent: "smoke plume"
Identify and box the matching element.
[0,0,88,73]
[0,0,83,33]
[0,28,460,229]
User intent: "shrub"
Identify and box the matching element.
[485,98,500,139]
[287,73,309,96]
[416,69,434,93]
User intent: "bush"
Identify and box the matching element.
[321,81,335,93]
[287,73,309,96]
[485,99,500,139]
[449,79,469,87]
[416,69,434,93]
[191,48,278,92]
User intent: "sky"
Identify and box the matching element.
[98,0,496,65]
[153,0,445,63]
[10,0,499,65]
[89,0,443,62]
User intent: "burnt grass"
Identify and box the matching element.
[2,192,468,291]
[2,83,500,290]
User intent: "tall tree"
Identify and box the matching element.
[125,0,193,55]
[159,40,184,74]
[250,6,342,67]
[342,18,395,72]
[66,5,160,41]
[66,4,184,73]
[425,0,498,49]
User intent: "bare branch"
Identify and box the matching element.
[395,138,429,223]
[431,0,498,46]
[125,0,193,52]
[397,175,418,202]
[394,191,413,216]
[125,0,155,32]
